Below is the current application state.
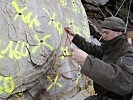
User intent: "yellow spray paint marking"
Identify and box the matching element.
[21,12,32,23]
[11,1,28,20]
[54,21,63,35]
[82,21,90,37]
[47,74,62,91]
[21,42,29,57]
[60,0,67,6]
[0,76,4,94]
[48,13,56,26]
[0,52,4,59]
[11,1,40,28]
[43,8,63,35]
[1,41,14,59]
[0,35,51,59]
[75,72,82,85]
[66,18,80,35]
[72,25,80,35]
[29,15,40,27]
[43,8,56,26]
[32,34,53,54]
[0,41,29,59]
[66,18,74,26]
[14,41,21,59]
[0,76,15,94]
[4,76,15,93]
[60,46,70,60]
[71,0,80,14]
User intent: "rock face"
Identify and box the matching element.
[0,0,90,99]
[84,0,109,5]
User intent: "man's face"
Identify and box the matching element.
[101,29,122,41]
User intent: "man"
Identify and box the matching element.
[64,17,133,100]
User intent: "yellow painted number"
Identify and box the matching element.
[4,76,15,93]
[0,76,15,94]
[0,76,4,94]
[0,41,29,59]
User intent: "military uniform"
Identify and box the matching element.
[69,17,133,100]
[71,29,133,100]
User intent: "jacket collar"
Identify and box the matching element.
[101,34,128,54]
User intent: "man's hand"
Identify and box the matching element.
[70,47,88,66]
[64,27,76,36]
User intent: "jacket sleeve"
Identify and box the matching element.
[81,54,133,95]
[72,34,103,59]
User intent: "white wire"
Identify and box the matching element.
[115,0,126,16]
[92,0,106,18]
[124,0,132,33]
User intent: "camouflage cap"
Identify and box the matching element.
[101,17,125,32]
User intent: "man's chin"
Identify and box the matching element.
[103,39,111,42]
[103,38,107,41]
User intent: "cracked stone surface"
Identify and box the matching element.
[0,0,92,99]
